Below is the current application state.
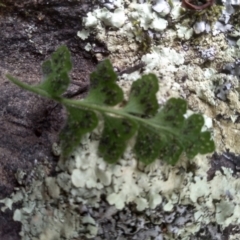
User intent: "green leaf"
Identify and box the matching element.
[198,131,215,154]
[159,135,184,165]
[182,114,215,159]
[6,45,215,165]
[6,74,52,98]
[134,125,167,165]
[85,59,124,106]
[153,98,187,130]
[134,98,187,165]
[60,106,98,156]
[99,115,137,163]
[124,74,159,117]
[38,45,72,97]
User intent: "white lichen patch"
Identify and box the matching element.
[3,140,240,239]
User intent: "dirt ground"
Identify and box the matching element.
[0,1,98,239]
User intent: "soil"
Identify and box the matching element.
[0,1,97,239]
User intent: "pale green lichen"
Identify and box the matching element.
[3,143,240,239]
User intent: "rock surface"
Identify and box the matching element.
[0,1,96,239]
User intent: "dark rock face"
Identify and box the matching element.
[0,1,96,239]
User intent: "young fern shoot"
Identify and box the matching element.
[6,45,215,165]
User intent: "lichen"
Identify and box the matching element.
[2,0,240,239]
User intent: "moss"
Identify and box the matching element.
[230,6,240,28]
[194,5,224,26]
[179,4,224,29]
[131,20,153,54]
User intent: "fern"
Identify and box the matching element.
[6,45,215,165]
